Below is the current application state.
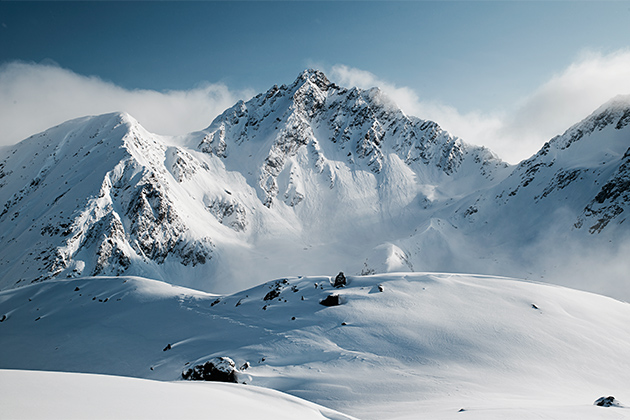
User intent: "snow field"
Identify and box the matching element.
[1,273,629,419]
[0,369,357,420]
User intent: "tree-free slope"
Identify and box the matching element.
[0,369,357,420]
[1,273,629,419]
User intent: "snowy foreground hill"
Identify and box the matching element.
[0,370,357,420]
[1,69,629,299]
[1,273,630,419]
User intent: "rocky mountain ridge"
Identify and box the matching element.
[0,71,628,298]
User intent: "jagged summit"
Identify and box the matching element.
[295,68,332,89]
[196,69,508,207]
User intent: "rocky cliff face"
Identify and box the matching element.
[196,69,508,209]
[0,113,215,289]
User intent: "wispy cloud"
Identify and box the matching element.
[0,61,253,147]
[329,50,630,163]
[3,52,630,163]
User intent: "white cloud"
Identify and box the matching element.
[329,50,630,164]
[496,49,630,160]
[3,53,630,164]
[0,61,253,147]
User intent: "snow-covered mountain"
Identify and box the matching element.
[2,72,630,419]
[0,113,218,291]
[0,70,628,299]
[457,94,630,236]
[436,95,630,296]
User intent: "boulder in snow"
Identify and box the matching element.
[594,396,621,407]
[182,357,239,383]
[333,272,346,288]
[320,294,342,306]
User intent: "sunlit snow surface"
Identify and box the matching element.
[1,273,629,419]
[0,369,357,420]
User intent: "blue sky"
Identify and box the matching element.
[1,1,630,162]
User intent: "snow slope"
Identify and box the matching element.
[1,273,629,419]
[0,369,357,420]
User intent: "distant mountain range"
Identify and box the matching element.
[1,69,628,298]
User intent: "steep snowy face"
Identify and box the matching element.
[570,96,630,233]
[0,113,215,290]
[195,69,508,213]
[463,94,630,237]
[413,95,630,297]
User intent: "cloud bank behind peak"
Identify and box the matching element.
[2,50,630,164]
[329,49,630,163]
[0,61,253,147]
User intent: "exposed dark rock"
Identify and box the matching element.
[320,294,342,306]
[206,197,247,231]
[182,357,239,383]
[163,344,172,351]
[263,279,289,301]
[333,272,346,288]
[594,396,620,407]
[264,289,280,301]
[378,284,384,292]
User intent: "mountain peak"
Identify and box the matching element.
[596,94,630,113]
[295,68,332,91]
[545,94,630,152]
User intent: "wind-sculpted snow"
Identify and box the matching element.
[1,274,629,419]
